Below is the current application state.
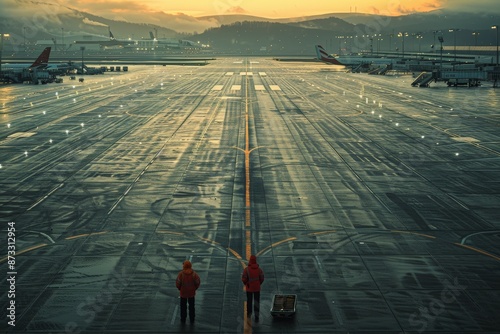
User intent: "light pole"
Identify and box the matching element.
[0,33,10,74]
[492,25,499,66]
[415,33,423,54]
[80,46,85,74]
[61,27,64,52]
[472,32,480,47]
[337,36,344,55]
[398,32,407,57]
[449,28,459,62]
[438,35,444,72]
[433,30,439,53]
[23,27,27,51]
[376,34,382,55]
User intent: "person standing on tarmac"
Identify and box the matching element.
[176,260,201,324]
[242,254,265,322]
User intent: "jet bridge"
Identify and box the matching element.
[411,70,489,87]
[368,64,392,75]
[411,71,436,87]
[441,71,487,87]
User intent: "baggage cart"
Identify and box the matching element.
[270,294,296,318]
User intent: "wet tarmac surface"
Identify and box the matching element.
[1,58,500,333]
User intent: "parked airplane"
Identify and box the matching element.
[315,45,394,66]
[46,61,76,75]
[74,29,135,48]
[315,44,496,70]
[1,47,51,72]
[315,45,344,65]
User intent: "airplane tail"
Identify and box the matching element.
[149,31,155,40]
[315,45,344,66]
[29,47,51,68]
[109,29,115,40]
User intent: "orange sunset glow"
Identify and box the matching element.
[70,0,446,18]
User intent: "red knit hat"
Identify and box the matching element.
[249,255,257,264]
[183,260,192,269]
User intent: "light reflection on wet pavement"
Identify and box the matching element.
[1,58,499,333]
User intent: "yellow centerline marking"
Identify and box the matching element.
[256,237,297,257]
[199,236,221,245]
[391,230,436,239]
[307,230,337,236]
[244,301,252,333]
[156,230,185,235]
[454,243,500,261]
[246,230,252,260]
[228,248,244,263]
[0,243,48,263]
[244,59,253,334]
[65,233,90,240]
[65,231,108,240]
[17,243,48,255]
[244,59,252,261]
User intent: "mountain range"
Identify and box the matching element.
[1,0,499,55]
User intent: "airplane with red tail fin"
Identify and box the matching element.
[315,45,345,65]
[1,47,51,72]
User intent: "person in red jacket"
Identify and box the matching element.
[176,260,201,324]
[241,254,264,322]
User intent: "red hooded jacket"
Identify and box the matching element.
[176,260,200,298]
[242,255,264,292]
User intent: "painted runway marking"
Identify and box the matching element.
[244,301,252,333]
[220,96,242,100]
[270,85,281,91]
[256,237,297,257]
[226,72,234,76]
[171,305,179,325]
[8,132,36,139]
[27,183,65,211]
[455,243,500,261]
[254,85,265,91]
[0,244,48,263]
[258,72,267,76]
[212,85,224,91]
[231,85,241,91]
[452,136,480,142]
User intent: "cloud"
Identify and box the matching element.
[138,11,220,33]
[369,0,444,15]
[374,0,500,15]
[82,17,108,26]
[226,6,248,14]
[71,0,152,15]
[63,0,220,33]
[0,0,73,18]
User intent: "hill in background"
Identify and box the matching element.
[1,1,499,55]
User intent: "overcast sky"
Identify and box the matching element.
[48,0,500,18]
